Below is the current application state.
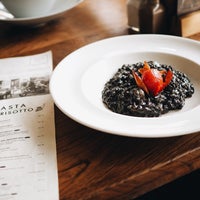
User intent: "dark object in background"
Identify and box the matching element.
[177,0,200,16]
[127,0,142,33]
[162,0,200,36]
[127,0,200,36]
[139,0,166,34]
[161,0,177,33]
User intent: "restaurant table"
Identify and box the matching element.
[1,0,200,199]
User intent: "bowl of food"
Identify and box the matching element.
[50,34,200,138]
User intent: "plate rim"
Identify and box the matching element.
[50,34,200,138]
[0,0,83,25]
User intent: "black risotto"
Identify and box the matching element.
[102,61,194,117]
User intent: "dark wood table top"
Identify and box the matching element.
[1,0,200,199]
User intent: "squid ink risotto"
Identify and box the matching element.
[102,61,194,117]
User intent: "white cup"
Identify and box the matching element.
[1,0,56,18]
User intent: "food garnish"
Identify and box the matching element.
[132,61,173,96]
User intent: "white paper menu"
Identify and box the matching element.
[0,51,59,200]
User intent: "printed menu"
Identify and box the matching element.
[0,51,59,200]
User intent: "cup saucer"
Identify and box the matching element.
[0,0,83,26]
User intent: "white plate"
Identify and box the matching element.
[0,0,83,26]
[50,34,200,138]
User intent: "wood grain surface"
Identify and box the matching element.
[1,0,200,199]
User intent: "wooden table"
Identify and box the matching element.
[1,0,200,199]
